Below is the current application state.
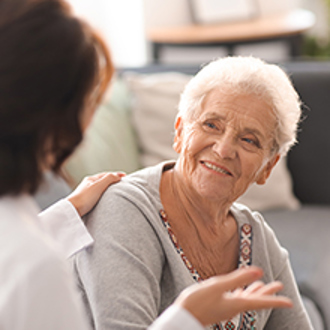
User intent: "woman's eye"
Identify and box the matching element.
[242,137,260,149]
[204,122,217,129]
[242,137,255,145]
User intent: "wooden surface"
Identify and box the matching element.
[147,9,315,45]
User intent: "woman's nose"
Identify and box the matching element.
[212,135,237,159]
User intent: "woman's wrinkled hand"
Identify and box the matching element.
[67,172,126,217]
[174,266,293,326]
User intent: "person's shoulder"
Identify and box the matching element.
[0,224,83,327]
[232,202,280,236]
[232,202,288,262]
[84,162,174,235]
[14,222,64,266]
[231,202,265,226]
[97,161,173,211]
[0,197,64,269]
[231,202,281,240]
[0,217,67,292]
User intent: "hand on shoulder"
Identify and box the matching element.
[67,172,126,217]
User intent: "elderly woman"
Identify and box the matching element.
[74,57,312,329]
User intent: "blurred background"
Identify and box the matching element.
[47,3,330,328]
[66,0,328,67]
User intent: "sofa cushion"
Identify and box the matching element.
[124,71,300,211]
[236,156,300,211]
[64,77,141,186]
[301,295,325,330]
[124,71,189,166]
[263,205,330,330]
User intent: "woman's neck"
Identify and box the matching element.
[160,166,239,277]
[160,167,234,240]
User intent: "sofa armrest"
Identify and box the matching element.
[263,206,330,330]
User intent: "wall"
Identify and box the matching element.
[65,0,325,66]
[67,0,146,67]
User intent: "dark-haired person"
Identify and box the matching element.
[0,0,293,329]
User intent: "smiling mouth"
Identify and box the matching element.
[201,161,232,176]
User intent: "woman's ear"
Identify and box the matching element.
[173,116,183,154]
[256,154,280,185]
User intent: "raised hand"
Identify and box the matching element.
[174,266,292,327]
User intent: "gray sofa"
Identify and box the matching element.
[37,60,330,329]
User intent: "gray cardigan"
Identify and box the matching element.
[73,162,312,330]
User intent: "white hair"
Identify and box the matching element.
[178,56,301,156]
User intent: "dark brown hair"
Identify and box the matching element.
[0,0,114,196]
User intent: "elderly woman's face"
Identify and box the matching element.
[174,89,279,203]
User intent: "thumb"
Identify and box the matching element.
[115,172,126,178]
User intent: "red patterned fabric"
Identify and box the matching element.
[159,209,257,330]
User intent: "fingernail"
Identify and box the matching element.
[115,172,126,177]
